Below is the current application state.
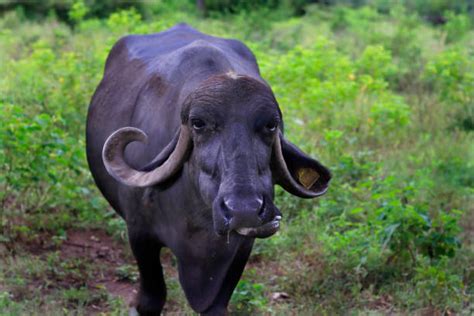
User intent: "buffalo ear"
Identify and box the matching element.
[272,132,331,198]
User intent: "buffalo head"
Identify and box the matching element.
[102,72,331,239]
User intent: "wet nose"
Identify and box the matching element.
[223,196,265,229]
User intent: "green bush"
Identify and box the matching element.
[443,11,471,43]
[231,278,268,313]
[415,257,465,311]
[424,47,474,131]
[0,0,140,22]
[403,0,473,24]
[0,2,472,314]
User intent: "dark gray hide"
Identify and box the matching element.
[86,24,331,315]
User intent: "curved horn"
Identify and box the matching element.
[102,125,191,187]
[273,131,330,198]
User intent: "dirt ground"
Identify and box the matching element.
[1,227,189,314]
[59,229,138,310]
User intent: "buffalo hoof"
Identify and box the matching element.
[200,306,228,316]
[132,305,162,316]
[130,292,164,316]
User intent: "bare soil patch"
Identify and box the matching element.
[1,228,139,313]
[60,229,138,306]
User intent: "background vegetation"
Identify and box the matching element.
[1,0,473,314]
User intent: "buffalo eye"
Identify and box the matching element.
[265,120,278,132]
[191,118,206,131]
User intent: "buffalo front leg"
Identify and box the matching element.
[177,238,254,315]
[200,242,253,316]
[128,231,166,315]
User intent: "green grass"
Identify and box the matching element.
[0,1,473,314]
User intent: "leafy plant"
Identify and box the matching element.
[0,2,472,314]
[231,278,268,313]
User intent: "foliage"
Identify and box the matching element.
[231,277,268,313]
[415,256,465,311]
[68,0,89,24]
[0,1,473,314]
[423,47,474,131]
[115,264,139,282]
[443,11,471,43]
[0,0,139,22]
[2,0,473,24]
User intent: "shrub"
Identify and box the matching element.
[415,257,465,311]
[0,0,140,22]
[443,11,471,43]
[231,278,268,313]
[0,3,472,314]
[424,47,474,131]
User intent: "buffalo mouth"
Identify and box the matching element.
[235,215,281,238]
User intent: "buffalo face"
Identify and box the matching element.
[182,74,282,238]
[181,73,331,238]
[101,72,331,239]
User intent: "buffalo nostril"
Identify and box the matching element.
[223,197,234,212]
[223,197,231,208]
[221,199,232,221]
[257,197,265,219]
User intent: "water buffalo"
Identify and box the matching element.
[86,24,330,315]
